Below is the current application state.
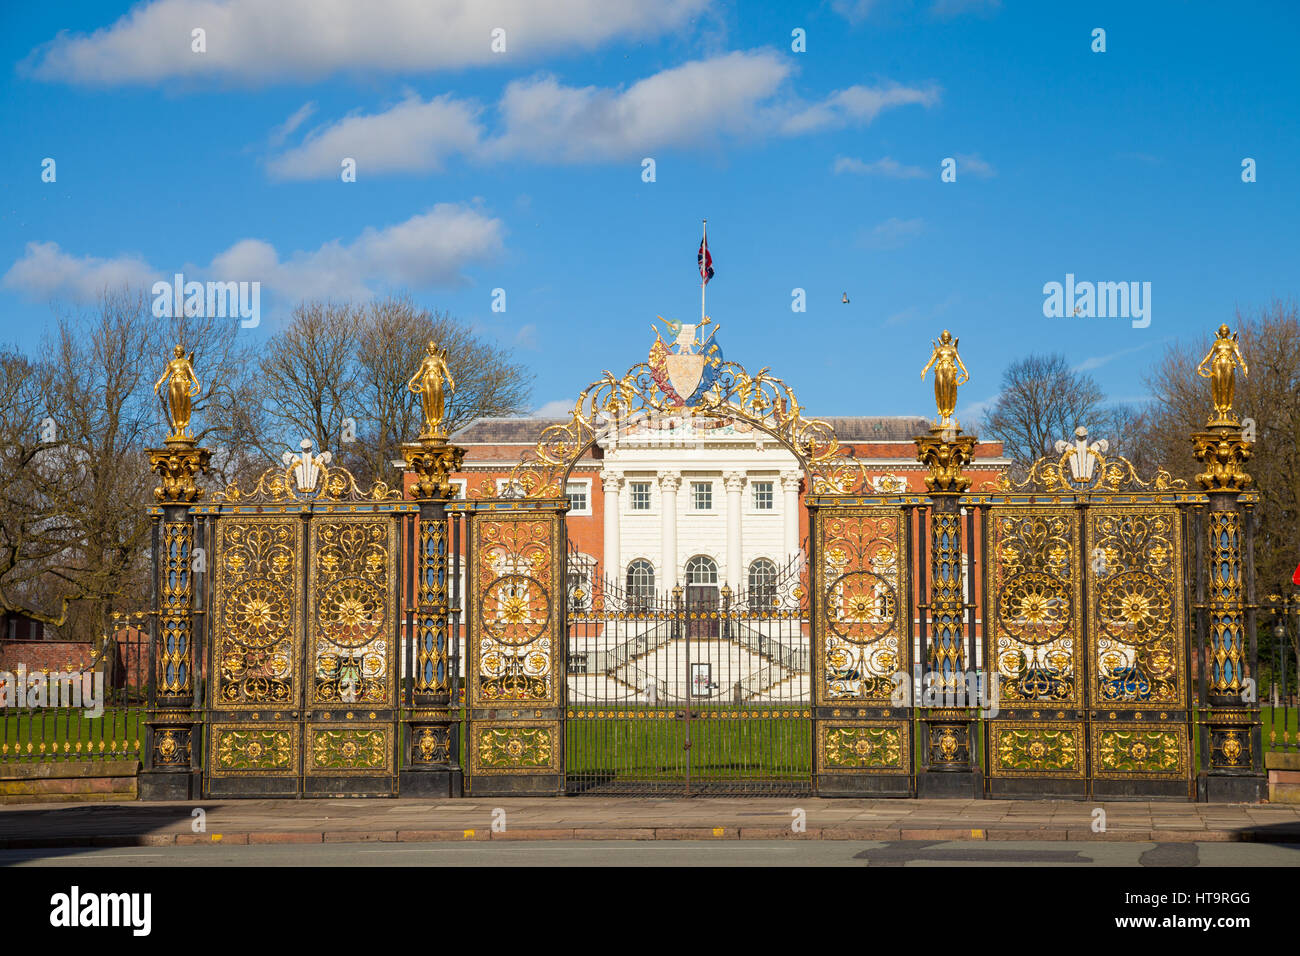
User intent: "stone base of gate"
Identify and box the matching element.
[399,768,463,797]
[917,768,982,797]
[1199,772,1266,803]
[139,769,201,801]
[470,774,562,797]
[987,778,1086,799]
[815,774,913,798]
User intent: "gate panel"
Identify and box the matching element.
[984,506,1087,796]
[813,505,913,796]
[1086,504,1191,797]
[303,513,399,795]
[465,505,565,795]
[208,515,304,796]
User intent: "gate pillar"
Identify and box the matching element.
[400,436,466,797]
[914,424,982,797]
[1192,410,1266,801]
[140,433,211,800]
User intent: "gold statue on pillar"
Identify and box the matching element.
[408,341,455,438]
[154,344,200,442]
[920,330,969,427]
[1196,324,1248,424]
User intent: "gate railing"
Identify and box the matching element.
[0,615,150,764]
[1259,593,1299,752]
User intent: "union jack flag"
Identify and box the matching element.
[698,237,714,284]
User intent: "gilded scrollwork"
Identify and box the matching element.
[985,443,1187,494]
[214,518,300,706]
[816,510,907,703]
[986,508,1081,704]
[472,515,558,704]
[480,362,870,499]
[214,461,401,505]
[1087,508,1184,706]
[309,517,395,706]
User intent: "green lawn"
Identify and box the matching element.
[566,707,811,782]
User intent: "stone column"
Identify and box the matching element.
[400,434,467,797]
[914,422,979,797]
[781,471,801,563]
[724,471,745,591]
[659,471,681,591]
[140,437,211,800]
[1191,394,1266,802]
[601,471,622,585]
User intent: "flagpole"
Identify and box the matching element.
[701,218,707,324]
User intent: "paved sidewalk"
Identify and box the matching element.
[2,797,1300,848]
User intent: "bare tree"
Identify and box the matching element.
[258,300,366,457]
[352,295,533,484]
[7,291,160,640]
[260,295,533,485]
[981,353,1106,470]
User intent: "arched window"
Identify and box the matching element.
[748,558,778,608]
[626,560,656,605]
[685,556,718,585]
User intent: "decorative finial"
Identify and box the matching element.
[408,340,456,439]
[153,343,200,442]
[1196,324,1248,425]
[919,329,969,428]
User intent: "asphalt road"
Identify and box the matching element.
[3,840,1299,866]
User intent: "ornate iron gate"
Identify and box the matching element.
[565,555,812,795]
[811,502,916,796]
[981,497,1193,797]
[463,501,566,795]
[201,465,406,797]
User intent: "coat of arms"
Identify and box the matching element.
[648,315,724,406]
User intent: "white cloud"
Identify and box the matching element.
[955,152,996,178]
[24,0,710,86]
[268,51,941,174]
[861,217,925,250]
[268,94,482,179]
[833,155,927,178]
[1,241,155,301]
[3,204,504,305]
[267,102,317,148]
[512,324,539,350]
[780,82,939,136]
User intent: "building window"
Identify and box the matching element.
[752,481,774,510]
[685,555,718,585]
[629,481,651,511]
[626,560,656,604]
[568,653,589,674]
[748,558,778,608]
[495,477,525,497]
[565,480,590,515]
[691,481,713,511]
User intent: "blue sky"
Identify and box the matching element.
[1,0,1297,423]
